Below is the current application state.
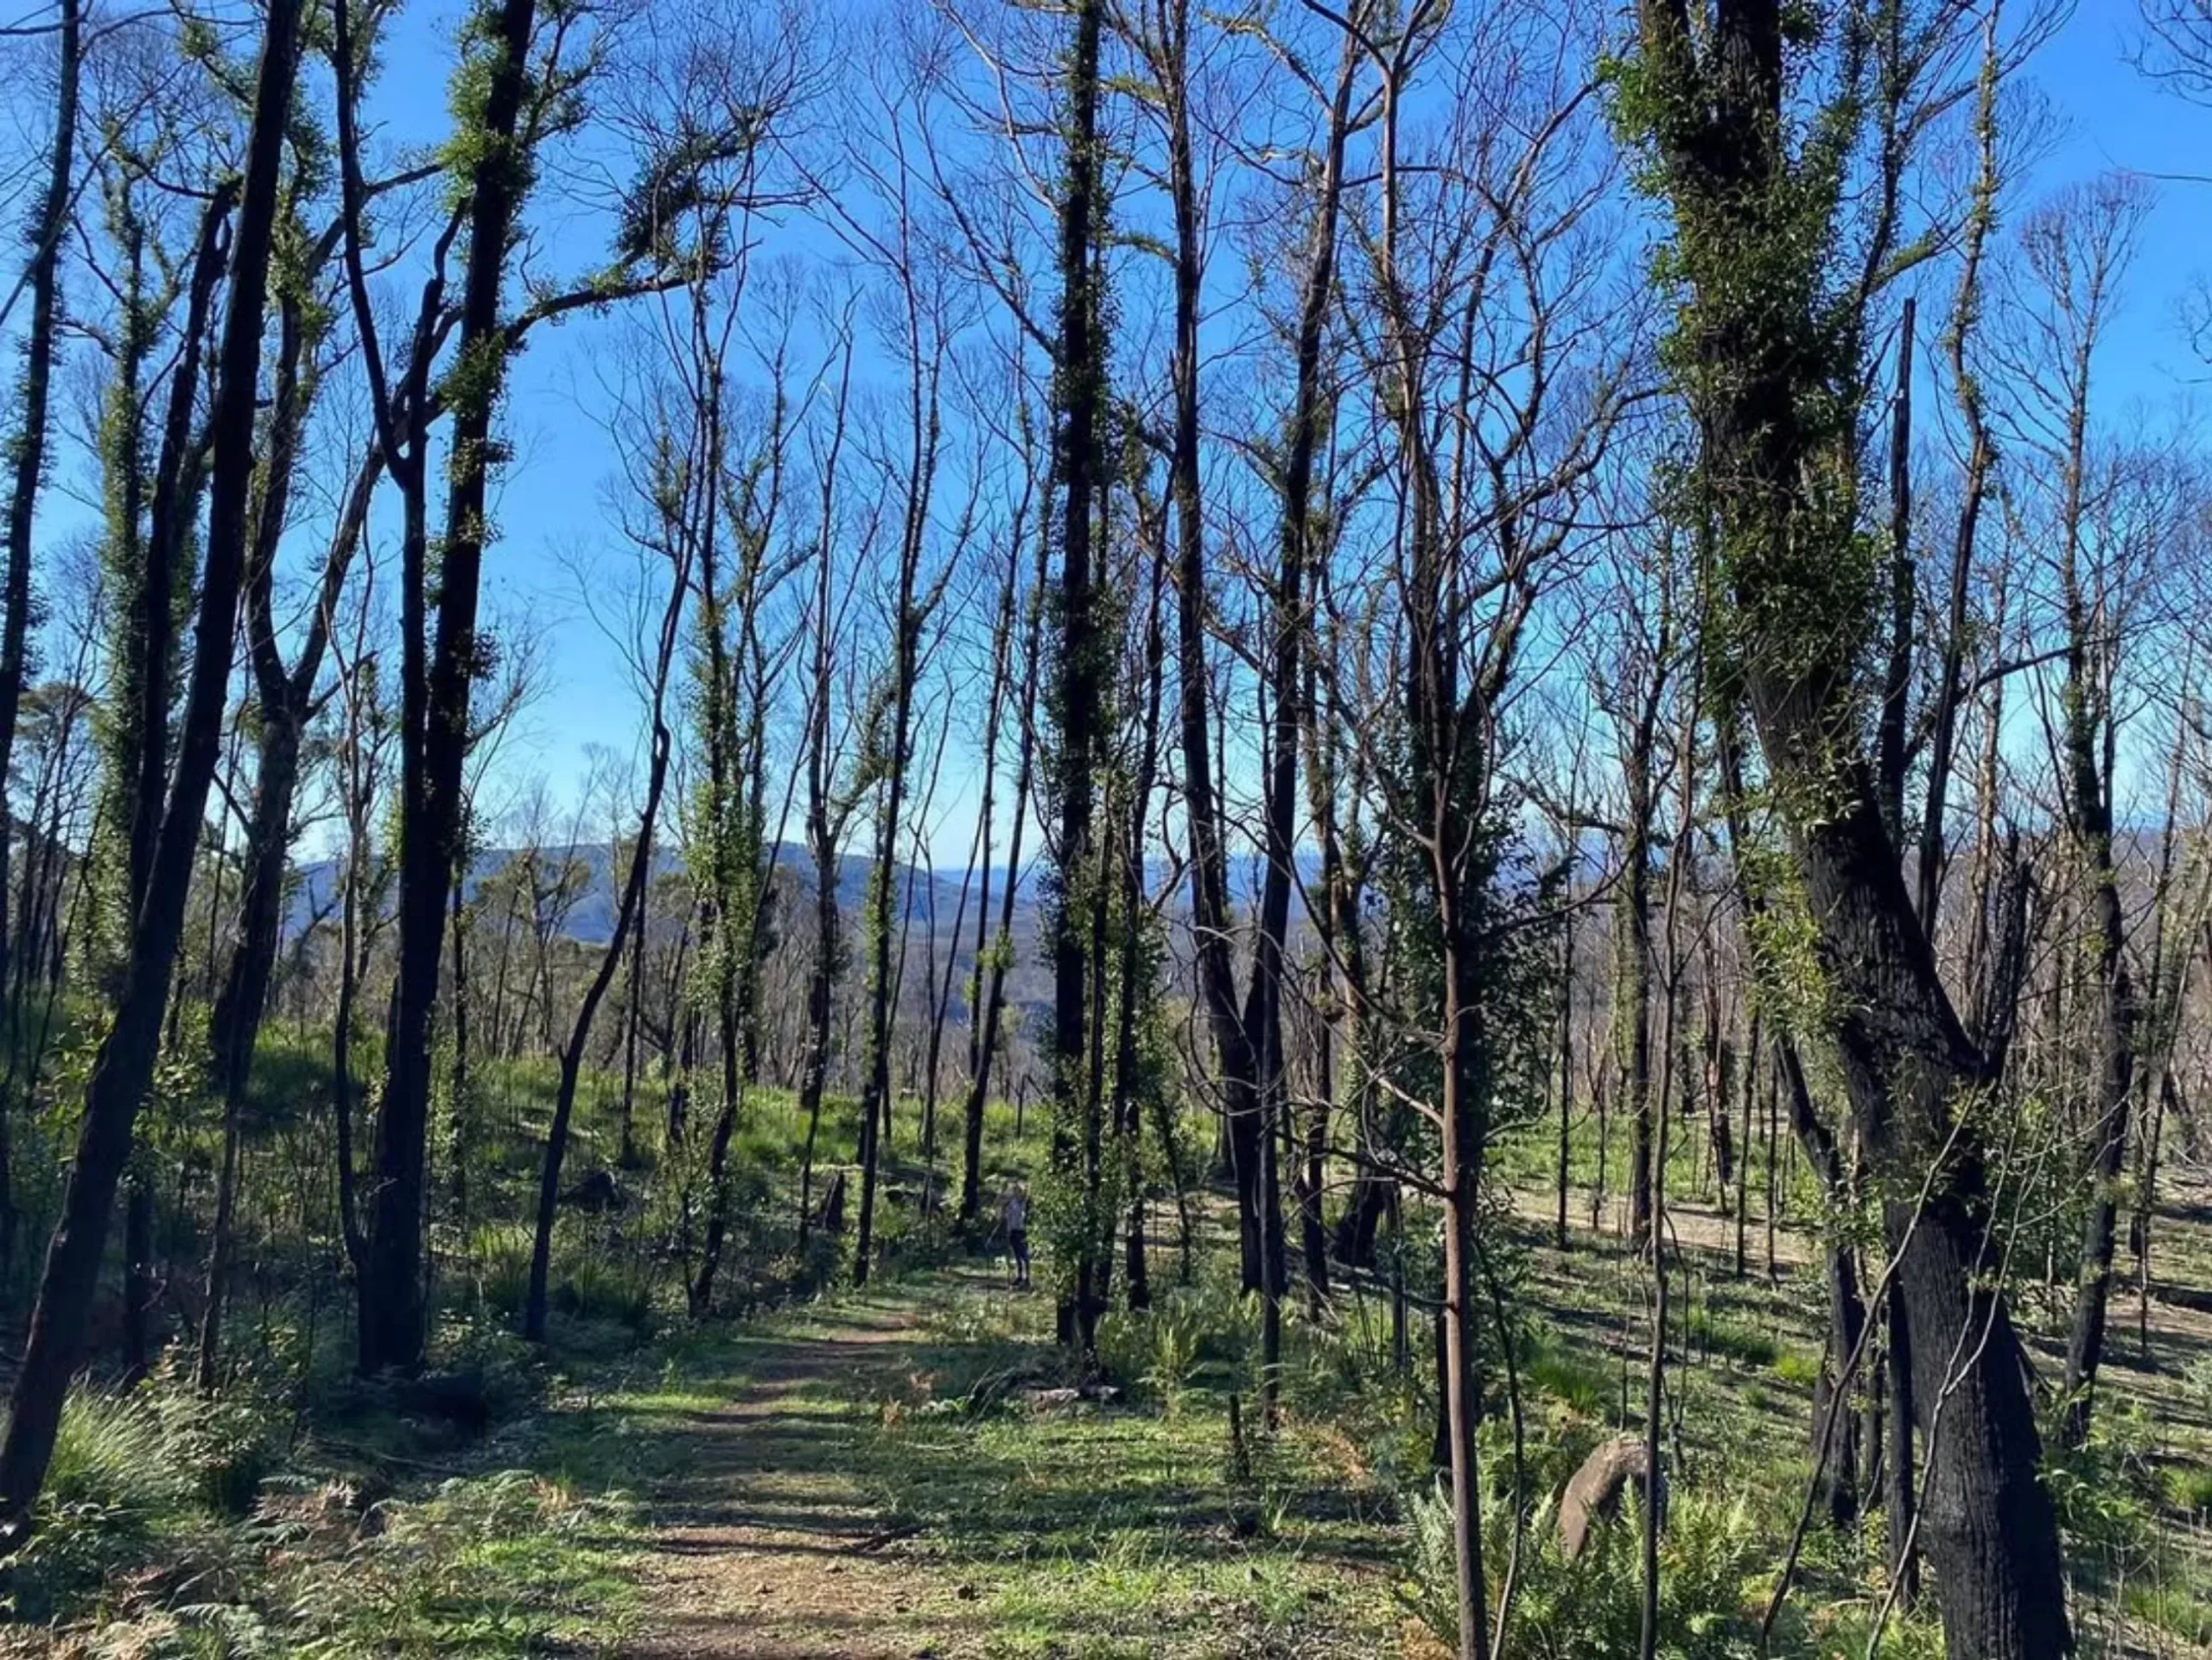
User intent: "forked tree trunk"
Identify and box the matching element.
[358,0,540,1377]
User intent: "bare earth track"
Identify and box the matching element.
[610,1259,1395,1660]
[620,1285,982,1660]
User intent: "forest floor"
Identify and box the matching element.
[561,1261,1405,1660]
[16,1076,2212,1657]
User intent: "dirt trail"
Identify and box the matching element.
[619,1279,988,1660]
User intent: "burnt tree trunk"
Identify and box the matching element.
[1633,5,2069,1649]
[0,0,79,1040]
[0,0,300,1528]
[361,0,537,1376]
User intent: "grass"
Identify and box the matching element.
[11,1021,2212,1657]
[845,1280,1400,1657]
[0,1031,1053,1656]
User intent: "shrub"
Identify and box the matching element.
[2044,1405,2162,1564]
[1770,1348,1821,1389]
[1404,1431,1769,1660]
[1096,1275,1261,1409]
[3,1389,200,1620]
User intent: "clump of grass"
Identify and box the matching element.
[1686,1306,1779,1369]
[1771,1347,1821,1389]
[285,1469,639,1657]
[2,1387,203,1620]
[1524,1345,1609,1416]
[2126,1580,2212,1647]
[2164,1462,2212,1517]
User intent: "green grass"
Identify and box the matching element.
[0,1026,1058,1653]
[15,1011,2212,1657]
[851,1281,1398,1657]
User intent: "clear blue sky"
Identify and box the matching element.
[465,0,2211,858]
[2033,0,2208,404]
[22,0,2212,862]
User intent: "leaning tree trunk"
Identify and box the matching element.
[955,495,1022,1222]
[961,502,1046,1223]
[525,557,684,1341]
[0,0,300,1530]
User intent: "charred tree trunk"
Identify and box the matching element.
[1048,0,1108,1350]
[361,0,537,1376]
[0,0,79,1033]
[961,488,1048,1224]
[525,552,685,1341]
[1159,0,1262,1291]
[1632,5,2069,1648]
[852,302,943,1288]
[957,482,1029,1222]
[0,0,300,1528]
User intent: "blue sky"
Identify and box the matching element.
[2034,0,2208,404]
[463,0,2212,859]
[19,0,2212,864]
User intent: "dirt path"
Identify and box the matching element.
[619,1275,990,1660]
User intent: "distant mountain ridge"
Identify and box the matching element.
[283,841,1049,946]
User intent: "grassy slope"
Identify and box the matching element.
[11,1035,2212,1657]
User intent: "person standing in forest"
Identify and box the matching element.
[1003,1180,1032,1289]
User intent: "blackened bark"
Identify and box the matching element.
[121,1176,155,1386]
[853,359,939,1288]
[1633,3,2069,1647]
[0,0,79,1021]
[1049,0,1107,1348]
[525,556,684,1340]
[1916,22,2001,934]
[0,0,301,1530]
[200,292,362,1390]
[1555,896,1577,1248]
[796,349,855,1250]
[1887,1276,1923,1605]
[1875,297,1916,838]
[121,186,234,925]
[1110,533,1169,1313]
[1722,714,1867,1523]
[620,885,645,1167]
[1243,13,1350,1360]
[2057,591,2137,1451]
[1618,709,1659,1247]
[364,0,537,1376]
[960,477,1039,1222]
[1154,0,1260,1289]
